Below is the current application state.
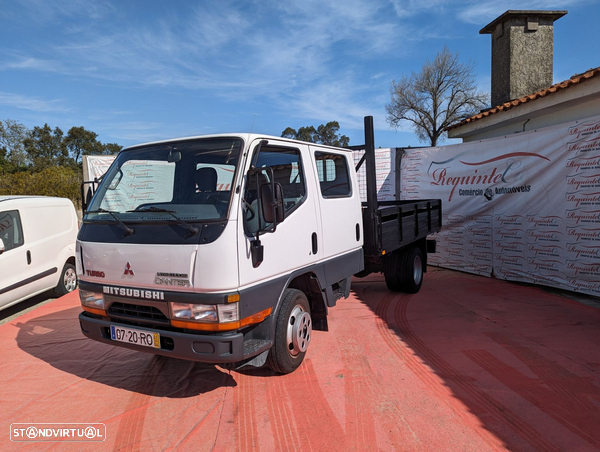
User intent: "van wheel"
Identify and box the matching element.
[267,289,312,374]
[383,246,423,294]
[54,263,77,296]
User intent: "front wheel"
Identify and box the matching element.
[54,262,77,296]
[267,289,312,374]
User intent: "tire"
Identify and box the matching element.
[383,246,424,294]
[266,289,312,374]
[54,263,77,296]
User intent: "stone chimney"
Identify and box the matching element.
[480,10,567,107]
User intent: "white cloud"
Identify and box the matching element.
[390,0,452,18]
[458,1,583,25]
[9,0,411,107]
[13,0,115,22]
[277,72,388,132]
[0,56,62,72]
[0,92,69,112]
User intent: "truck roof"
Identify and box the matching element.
[124,133,354,153]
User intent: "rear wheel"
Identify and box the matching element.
[54,263,77,296]
[383,246,424,293]
[267,289,312,374]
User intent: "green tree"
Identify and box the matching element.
[0,119,122,205]
[23,124,69,171]
[65,126,103,164]
[386,46,488,146]
[0,119,28,173]
[64,126,121,165]
[103,142,122,155]
[282,121,349,147]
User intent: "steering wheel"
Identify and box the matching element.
[206,192,228,205]
[245,201,256,221]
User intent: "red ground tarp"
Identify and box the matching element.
[2,268,600,451]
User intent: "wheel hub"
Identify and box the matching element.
[287,306,312,356]
[413,254,423,285]
[64,268,77,292]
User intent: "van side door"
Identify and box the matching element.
[0,210,32,309]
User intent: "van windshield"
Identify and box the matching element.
[85,138,243,222]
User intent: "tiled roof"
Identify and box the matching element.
[446,66,600,131]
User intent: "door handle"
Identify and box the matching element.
[27,250,31,265]
[311,232,318,254]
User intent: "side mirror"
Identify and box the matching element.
[80,181,96,213]
[85,187,93,212]
[0,238,4,255]
[260,182,284,225]
[251,239,264,268]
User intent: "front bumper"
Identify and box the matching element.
[79,312,270,363]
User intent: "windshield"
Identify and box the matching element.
[86,138,243,222]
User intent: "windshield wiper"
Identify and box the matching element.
[87,208,134,236]
[129,207,199,237]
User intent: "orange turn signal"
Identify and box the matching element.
[81,306,107,316]
[171,307,273,331]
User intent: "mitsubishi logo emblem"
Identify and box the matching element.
[124,262,135,276]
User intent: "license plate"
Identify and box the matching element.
[110,325,160,349]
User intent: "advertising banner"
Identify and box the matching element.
[399,114,600,296]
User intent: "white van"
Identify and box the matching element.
[0,196,78,311]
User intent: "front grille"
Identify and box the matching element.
[108,302,169,323]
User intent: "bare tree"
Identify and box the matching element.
[386,47,488,146]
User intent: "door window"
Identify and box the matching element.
[0,210,24,252]
[244,146,306,234]
[315,152,352,198]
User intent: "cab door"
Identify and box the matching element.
[237,139,322,291]
[310,147,363,260]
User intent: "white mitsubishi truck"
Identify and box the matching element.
[77,117,441,374]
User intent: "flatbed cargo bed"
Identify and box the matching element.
[363,199,442,257]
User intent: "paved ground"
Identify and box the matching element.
[0,292,56,326]
[2,268,600,451]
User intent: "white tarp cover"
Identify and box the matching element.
[353,148,397,201]
[400,114,600,297]
[84,155,116,182]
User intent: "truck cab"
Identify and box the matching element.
[77,134,364,373]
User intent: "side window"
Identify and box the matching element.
[0,210,24,252]
[244,147,306,234]
[315,152,352,198]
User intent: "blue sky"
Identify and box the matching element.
[0,0,598,149]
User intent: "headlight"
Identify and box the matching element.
[79,289,105,309]
[170,302,239,323]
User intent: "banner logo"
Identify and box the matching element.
[569,120,600,139]
[565,209,600,224]
[567,137,600,154]
[565,155,600,172]
[567,227,600,242]
[428,151,549,202]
